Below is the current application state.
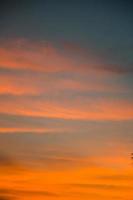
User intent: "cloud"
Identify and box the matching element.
[0,68,126,96]
[27,154,95,170]
[68,183,133,190]
[96,64,133,75]
[0,188,59,199]
[0,152,23,171]
[0,152,15,167]
[0,38,76,73]
[0,132,96,170]
[0,189,12,200]
[0,113,75,134]
[0,67,130,103]
[0,94,132,121]
[0,38,132,76]
[0,66,131,135]
[0,38,132,124]
[10,189,59,197]
[0,127,62,134]
[61,40,133,75]
[97,174,133,181]
[0,197,11,200]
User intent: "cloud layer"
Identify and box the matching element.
[0,38,133,200]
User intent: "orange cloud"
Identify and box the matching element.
[0,71,128,96]
[0,132,132,200]
[0,164,133,200]
[0,39,76,73]
[0,96,132,121]
[0,127,62,134]
[0,38,133,200]
[0,38,132,76]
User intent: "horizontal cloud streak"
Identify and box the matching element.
[0,95,132,121]
[0,69,129,96]
[0,38,132,76]
[0,39,76,73]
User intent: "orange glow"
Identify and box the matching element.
[0,38,132,200]
[0,97,132,121]
[0,165,133,200]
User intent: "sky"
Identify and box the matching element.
[0,0,133,199]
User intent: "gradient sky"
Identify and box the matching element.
[0,1,133,200]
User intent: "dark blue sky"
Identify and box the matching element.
[0,0,133,74]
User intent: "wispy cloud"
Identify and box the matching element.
[0,38,132,127]
[67,183,133,190]
[0,94,132,121]
[0,152,16,167]
[0,38,132,75]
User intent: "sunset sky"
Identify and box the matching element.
[0,1,133,200]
